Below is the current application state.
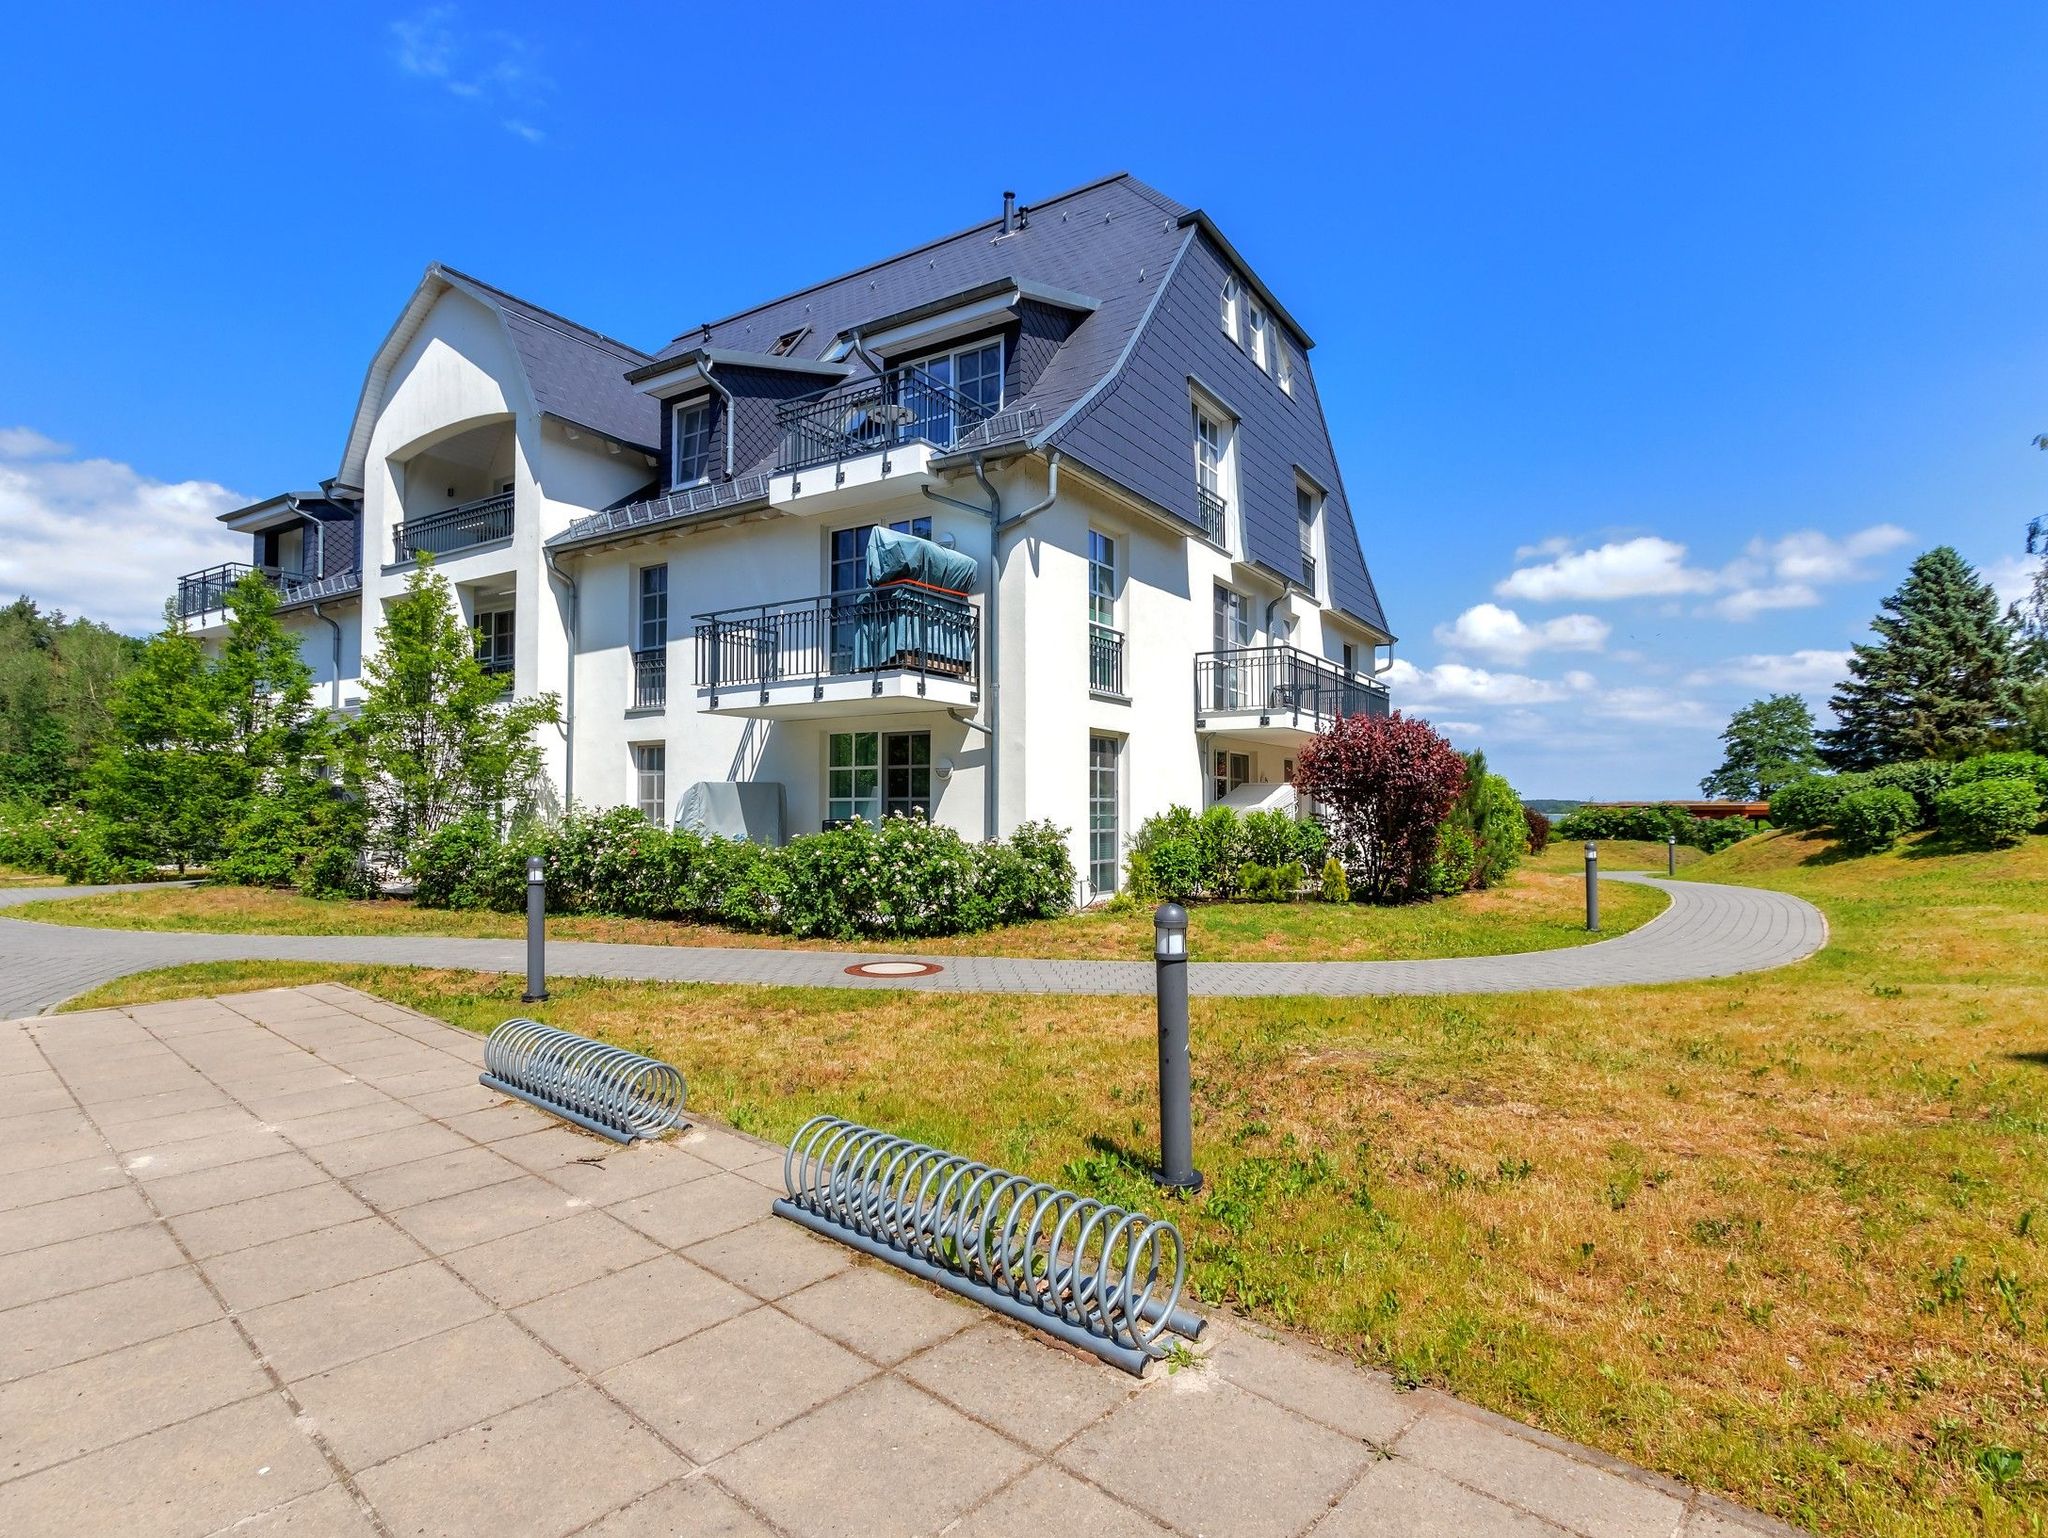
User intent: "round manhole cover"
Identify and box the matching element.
[843,960,945,979]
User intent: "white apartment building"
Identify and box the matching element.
[173,175,1395,897]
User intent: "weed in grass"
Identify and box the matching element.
[1163,1340,1204,1375]
[1925,1256,1969,1310]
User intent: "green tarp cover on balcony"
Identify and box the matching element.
[852,528,977,674]
[864,525,978,596]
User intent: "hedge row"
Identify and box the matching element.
[410,807,1074,940]
[1551,804,1760,853]
[0,800,153,885]
[1769,752,2048,851]
[1122,806,1330,903]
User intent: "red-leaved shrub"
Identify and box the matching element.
[1293,713,1467,902]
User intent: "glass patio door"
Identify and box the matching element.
[1212,585,1251,709]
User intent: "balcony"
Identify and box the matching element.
[1194,486,1228,543]
[693,586,979,719]
[766,366,1010,515]
[173,562,362,621]
[393,491,514,563]
[631,647,667,711]
[1089,623,1126,697]
[1194,645,1389,744]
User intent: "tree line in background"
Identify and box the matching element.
[1699,540,2048,856]
[0,561,558,886]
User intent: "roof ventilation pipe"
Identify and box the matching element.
[1001,191,1017,234]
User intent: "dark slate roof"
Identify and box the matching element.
[438,266,661,452]
[551,173,1391,637]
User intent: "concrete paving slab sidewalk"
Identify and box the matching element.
[0,985,1808,1538]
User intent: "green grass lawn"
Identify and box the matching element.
[0,864,62,888]
[64,828,2048,1536]
[11,860,1666,963]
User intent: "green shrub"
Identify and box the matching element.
[1237,862,1274,901]
[216,779,370,895]
[1319,856,1350,903]
[0,799,151,884]
[1195,806,1245,897]
[1145,836,1202,902]
[1862,761,1956,827]
[1427,826,1477,895]
[1935,779,2042,849]
[1240,809,1295,868]
[1834,786,1918,853]
[1557,802,1760,852]
[1770,775,1851,831]
[1290,817,1329,872]
[1950,751,2048,803]
[1273,860,1304,900]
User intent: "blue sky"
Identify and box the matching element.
[3,2,2044,798]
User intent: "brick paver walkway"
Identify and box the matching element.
[0,875,1826,1019]
[0,985,1802,1537]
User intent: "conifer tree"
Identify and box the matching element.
[1701,694,1819,799]
[1820,546,2025,769]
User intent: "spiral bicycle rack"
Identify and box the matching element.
[773,1115,1205,1375]
[479,1019,687,1144]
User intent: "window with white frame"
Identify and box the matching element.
[1191,399,1232,542]
[672,401,713,487]
[633,743,666,825]
[638,564,668,653]
[1087,530,1120,695]
[1246,299,1270,373]
[1275,333,1296,396]
[1219,275,1240,341]
[1296,480,1321,589]
[827,730,931,827]
[1212,749,1252,804]
[903,337,1003,442]
[471,608,514,680]
[1088,735,1121,896]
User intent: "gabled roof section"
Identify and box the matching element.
[336,264,660,488]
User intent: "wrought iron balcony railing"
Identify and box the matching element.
[1194,485,1228,543]
[694,586,978,705]
[1194,645,1389,729]
[632,647,667,710]
[174,562,312,620]
[1089,623,1125,697]
[775,365,998,476]
[393,491,515,563]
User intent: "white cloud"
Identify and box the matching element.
[1496,536,1718,602]
[1750,524,1912,585]
[1584,688,1713,725]
[390,7,549,141]
[1382,658,1572,707]
[0,427,70,458]
[1432,602,1609,663]
[0,434,245,634]
[1986,552,2041,615]
[1706,582,1820,621]
[1513,534,1573,563]
[1682,649,1851,693]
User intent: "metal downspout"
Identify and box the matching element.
[312,602,344,711]
[544,546,578,807]
[701,359,737,479]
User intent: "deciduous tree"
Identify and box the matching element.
[1293,713,1465,903]
[1700,694,1820,799]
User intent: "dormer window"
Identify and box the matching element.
[1219,276,1240,341]
[1190,392,1236,547]
[1246,300,1270,373]
[1276,335,1296,396]
[672,401,713,487]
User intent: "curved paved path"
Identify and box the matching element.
[0,874,1826,1018]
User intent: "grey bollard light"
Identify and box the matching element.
[1584,841,1600,932]
[1667,835,1677,876]
[1152,903,1202,1193]
[522,856,548,1003]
